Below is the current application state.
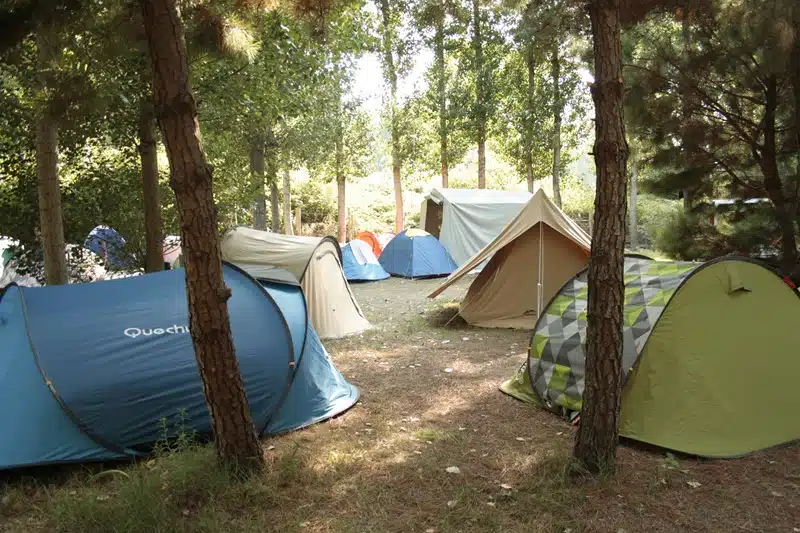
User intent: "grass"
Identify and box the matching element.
[2,276,798,533]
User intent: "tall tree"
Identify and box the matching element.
[471,0,487,188]
[573,0,628,474]
[625,0,798,276]
[550,40,563,205]
[378,0,405,231]
[251,135,268,230]
[139,0,263,468]
[139,97,163,273]
[35,20,68,285]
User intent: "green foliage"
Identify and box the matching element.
[292,179,336,223]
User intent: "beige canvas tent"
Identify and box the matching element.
[428,189,591,329]
[221,227,371,339]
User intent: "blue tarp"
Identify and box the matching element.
[84,225,130,269]
[378,229,457,279]
[341,241,389,282]
[0,263,358,470]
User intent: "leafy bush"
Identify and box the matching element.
[292,180,336,225]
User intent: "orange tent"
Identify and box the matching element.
[354,231,382,257]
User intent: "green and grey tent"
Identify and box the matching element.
[501,256,800,458]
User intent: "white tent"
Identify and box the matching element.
[221,227,371,339]
[419,188,532,266]
[428,189,591,329]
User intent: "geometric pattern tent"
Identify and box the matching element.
[0,263,358,470]
[379,229,458,279]
[502,256,800,458]
[428,189,591,329]
[342,239,389,282]
[221,227,371,339]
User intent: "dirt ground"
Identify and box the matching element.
[1,276,798,533]
[265,276,798,533]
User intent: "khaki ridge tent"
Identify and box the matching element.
[221,227,371,339]
[501,255,800,458]
[428,189,591,329]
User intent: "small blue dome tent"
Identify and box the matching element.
[0,263,358,470]
[379,229,458,279]
[342,239,390,282]
[84,225,130,269]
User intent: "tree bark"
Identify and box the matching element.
[139,100,163,273]
[435,7,449,188]
[336,134,346,243]
[379,0,404,232]
[250,136,267,231]
[472,0,486,189]
[574,0,628,475]
[758,76,798,276]
[681,13,692,211]
[140,0,263,469]
[629,157,638,250]
[35,23,67,285]
[525,40,536,193]
[551,42,563,207]
[282,166,293,235]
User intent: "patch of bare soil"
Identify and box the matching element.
[269,277,799,533]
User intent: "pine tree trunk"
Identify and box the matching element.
[574,0,628,475]
[791,2,800,179]
[139,0,263,469]
[759,76,798,277]
[139,100,163,273]
[681,14,692,211]
[250,136,267,231]
[525,40,536,194]
[435,9,449,188]
[283,167,293,235]
[551,43,563,208]
[336,135,346,243]
[629,157,638,250]
[472,0,486,189]
[380,0,404,232]
[35,24,67,286]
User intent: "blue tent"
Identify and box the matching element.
[0,263,358,470]
[378,229,458,279]
[342,240,389,282]
[84,225,130,269]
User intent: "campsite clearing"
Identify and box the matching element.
[1,277,797,533]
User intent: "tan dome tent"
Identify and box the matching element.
[221,227,371,339]
[428,189,591,329]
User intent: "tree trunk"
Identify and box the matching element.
[140,0,263,469]
[681,13,692,211]
[525,40,536,194]
[551,42,563,208]
[35,24,67,286]
[380,0,404,232]
[336,136,346,243]
[758,76,798,276]
[629,157,638,250]
[250,136,267,231]
[283,167,293,235]
[139,100,163,273]
[269,165,279,233]
[472,0,486,189]
[435,8,449,188]
[574,0,628,475]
